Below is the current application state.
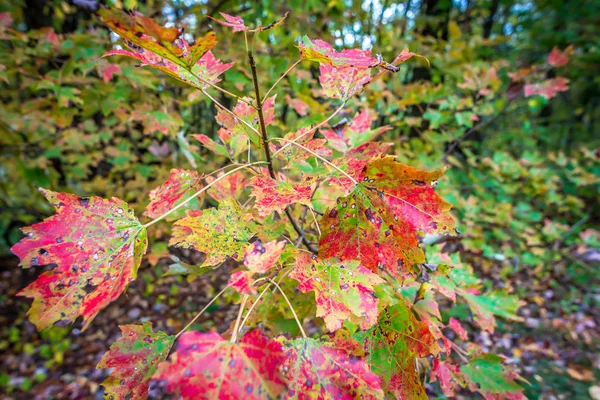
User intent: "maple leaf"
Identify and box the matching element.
[319,156,455,279]
[285,94,309,116]
[321,109,391,153]
[430,358,466,398]
[318,65,372,100]
[327,142,392,193]
[205,170,248,202]
[281,331,384,399]
[298,36,380,68]
[192,128,248,159]
[97,323,175,400]
[460,354,525,399]
[458,290,523,332]
[244,240,286,273]
[524,77,569,100]
[154,329,287,399]
[354,302,440,399]
[170,198,252,266]
[249,175,313,217]
[547,46,572,67]
[208,12,248,32]
[448,317,468,340]
[227,270,256,295]
[270,127,331,162]
[144,169,202,219]
[290,253,384,332]
[11,189,147,330]
[214,95,276,144]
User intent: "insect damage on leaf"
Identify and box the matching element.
[291,253,384,332]
[170,198,252,267]
[144,169,202,219]
[154,329,287,399]
[281,331,384,399]
[97,322,175,400]
[319,156,455,279]
[11,189,147,330]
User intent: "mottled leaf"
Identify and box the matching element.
[271,127,331,162]
[460,354,524,398]
[319,156,455,279]
[250,175,313,217]
[154,330,287,399]
[291,253,384,332]
[97,323,175,400]
[205,170,248,202]
[281,331,384,399]
[354,302,440,399]
[227,270,256,295]
[430,358,465,398]
[170,198,252,266]
[319,65,372,100]
[244,240,286,273]
[298,36,380,68]
[448,317,468,340]
[215,96,276,144]
[192,128,248,159]
[12,189,147,330]
[208,12,248,32]
[144,169,202,219]
[328,142,392,193]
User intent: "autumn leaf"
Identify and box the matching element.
[448,317,468,340]
[249,175,313,217]
[144,169,202,219]
[205,170,248,202]
[298,36,381,68]
[208,12,248,32]
[354,301,440,399]
[192,128,248,159]
[319,65,372,100]
[321,109,391,153]
[524,77,569,100]
[547,46,572,67]
[244,240,286,273]
[270,127,331,162]
[214,95,276,144]
[319,156,455,279]
[281,331,384,399]
[227,270,256,295]
[458,290,523,332]
[11,189,147,330]
[460,354,525,399]
[154,329,287,399]
[327,142,392,193]
[290,253,384,332]
[97,323,175,400]
[430,358,466,398]
[170,198,252,266]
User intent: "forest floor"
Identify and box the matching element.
[1,249,598,399]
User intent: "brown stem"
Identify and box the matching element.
[247,49,318,254]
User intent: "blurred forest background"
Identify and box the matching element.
[0,0,598,398]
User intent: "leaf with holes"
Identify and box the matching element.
[290,253,384,332]
[97,323,174,400]
[11,189,147,330]
[354,301,440,398]
[154,329,287,399]
[281,331,384,399]
[430,358,466,398]
[170,198,252,266]
[250,175,313,217]
[319,156,455,279]
[144,169,202,219]
[460,354,525,398]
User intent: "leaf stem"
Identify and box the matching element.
[231,294,249,343]
[262,59,301,102]
[143,161,266,228]
[269,279,307,338]
[270,138,358,185]
[236,283,273,336]
[174,286,228,340]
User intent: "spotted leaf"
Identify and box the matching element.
[154,329,287,399]
[97,323,175,400]
[319,156,455,279]
[11,189,147,330]
[281,331,384,399]
[170,198,252,266]
[244,240,286,273]
[249,175,313,217]
[321,109,391,153]
[430,358,466,398]
[354,302,440,399]
[214,96,276,144]
[298,36,380,68]
[144,169,202,219]
[290,253,384,332]
[318,65,372,100]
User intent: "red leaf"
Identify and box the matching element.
[271,127,331,162]
[282,331,384,399]
[328,142,392,193]
[285,94,309,116]
[291,253,384,332]
[249,175,313,217]
[318,65,371,100]
[547,46,572,67]
[154,330,287,399]
[144,169,202,219]
[448,317,468,340]
[11,189,147,330]
[321,108,391,153]
[214,95,276,143]
[208,12,248,32]
[97,323,174,399]
[524,77,569,99]
[227,270,256,295]
[97,63,121,83]
[205,170,248,202]
[430,358,466,398]
[244,240,286,273]
[298,36,380,68]
[319,156,455,279]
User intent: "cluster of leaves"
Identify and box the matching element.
[5,7,539,399]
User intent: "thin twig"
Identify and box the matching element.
[262,59,301,102]
[269,279,307,338]
[237,283,273,335]
[231,294,249,343]
[174,286,228,340]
